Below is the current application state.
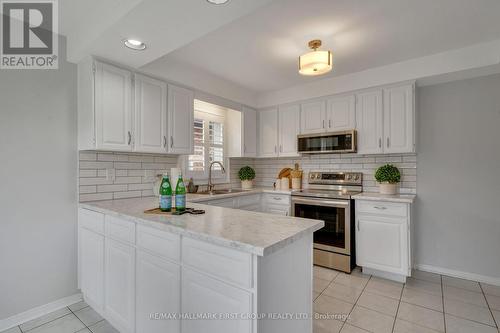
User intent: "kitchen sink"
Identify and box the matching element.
[197,189,247,195]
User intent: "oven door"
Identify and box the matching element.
[292,196,351,255]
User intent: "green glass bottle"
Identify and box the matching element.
[175,175,186,212]
[159,174,172,212]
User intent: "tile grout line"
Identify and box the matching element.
[18,309,73,333]
[338,273,373,333]
[440,274,447,333]
[479,283,499,329]
[66,306,90,333]
[391,280,405,333]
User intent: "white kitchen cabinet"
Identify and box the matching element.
[383,84,415,153]
[182,267,253,333]
[355,199,412,282]
[79,227,104,312]
[134,74,168,153]
[258,108,279,157]
[327,95,356,131]
[94,61,133,151]
[136,250,181,333]
[204,197,235,208]
[278,104,300,157]
[104,238,135,333]
[355,89,384,154]
[168,84,194,154]
[300,100,327,134]
[263,193,291,216]
[242,106,258,157]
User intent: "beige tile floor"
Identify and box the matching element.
[313,267,500,333]
[2,268,499,333]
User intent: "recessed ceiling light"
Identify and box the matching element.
[206,0,230,5]
[123,39,146,51]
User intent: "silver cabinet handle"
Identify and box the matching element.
[357,221,360,231]
[163,136,167,148]
[274,145,277,153]
[273,197,283,201]
[379,138,382,148]
[387,137,390,148]
[280,145,283,153]
[322,119,325,128]
[374,206,387,210]
[127,131,132,145]
[170,136,174,148]
[329,119,332,128]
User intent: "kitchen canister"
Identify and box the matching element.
[280,177,290,190]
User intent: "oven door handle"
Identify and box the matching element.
[292,197,349,208]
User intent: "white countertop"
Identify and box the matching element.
[80,196,323,257]
[353,192,416,204]
[187,187,293,202]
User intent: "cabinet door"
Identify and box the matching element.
[383,85,414,153]
[300,100,326,134]
[136,251,181,333]
[168,84,194,154]
[258,108,278,157]
[278,104,300,157]
[327,95,356,131]
[134,74,168,153]
[242,106,257,157]
[356,90,383,154]
[94,61,133,151]
[104,239,135,332]
[182,268,252,333]
[79,228,104,312]
[356,215,408,275]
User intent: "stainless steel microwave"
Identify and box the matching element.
[297,130,357,154]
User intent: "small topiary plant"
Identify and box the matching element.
[238,166,256,181]
[375,164,401,184]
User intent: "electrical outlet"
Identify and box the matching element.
[106,168,116,181]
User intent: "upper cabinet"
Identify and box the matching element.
[300,100,326,134]
[278,104,300,157]
[134,74,168,154]
[258,108,279,157]
[168,84,194,154]
[355,83,415,155]
[78,58,194,154]
[356,90,384,154]
[242,106,257,157]
[327,95,356,131]
[383,84,415,154]
[94,61,133,151]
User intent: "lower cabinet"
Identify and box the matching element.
[262,193,291,216]
[182,268,253,333]
[79,227,104,312]
[136,250,181,333]
[104,239,135,333]
[355,200,412,280]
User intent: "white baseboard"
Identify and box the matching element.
[0,293,82,332]
[415,264,500,286]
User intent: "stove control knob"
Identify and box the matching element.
[315,174,321,179]
[346,174,352,180]
[354,175,360,180]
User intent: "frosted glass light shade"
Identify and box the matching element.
[299,50,333,76]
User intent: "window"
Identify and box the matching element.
[186,100,227,180]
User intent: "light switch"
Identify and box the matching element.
[106,168,116,181]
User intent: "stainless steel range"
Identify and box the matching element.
[291,171,363,273]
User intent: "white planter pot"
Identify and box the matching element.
[241,180,253,190]
[379,183,398,195]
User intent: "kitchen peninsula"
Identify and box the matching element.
[78,196,324,333]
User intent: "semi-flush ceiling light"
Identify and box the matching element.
[206,0,230,4]
[298,39,332,76]
[124,39,146,50]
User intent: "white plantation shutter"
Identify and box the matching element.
[187,100,226,179]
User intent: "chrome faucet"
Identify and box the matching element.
[208,161,226,193]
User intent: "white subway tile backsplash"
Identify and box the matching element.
[79,152,179,202]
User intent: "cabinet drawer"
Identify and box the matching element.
[136,225,181,262]
[264,193,291,206]
[105,215,135,244]
[79,208,104,234]
[356,200,407,217]
[237,194,260,208]
[182,238,253,288]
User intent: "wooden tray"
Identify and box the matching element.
[144,207,204,215]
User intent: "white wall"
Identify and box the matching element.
[416,74,500,282]
[0,38,78,319]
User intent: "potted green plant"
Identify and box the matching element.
[238,166,256,190]
[374,164,401,195]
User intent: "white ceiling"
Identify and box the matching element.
[143,0,500,93]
